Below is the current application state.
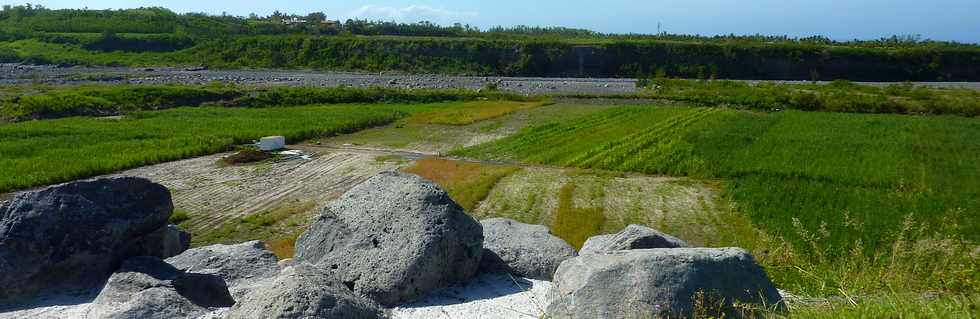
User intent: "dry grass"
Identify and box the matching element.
[401,157,520,211]
[266,233,301,260]
[408,100,545,126]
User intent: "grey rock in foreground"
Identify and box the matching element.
[294,171,484,306]
[579,224,688,255]
[165,240,279,299]
[0,177,174,301]
[479,218,576,280]
[225,263,385,319]
[547,248,783,318]
[90,257,234,319]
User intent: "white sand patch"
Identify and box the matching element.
[392,273,551,319]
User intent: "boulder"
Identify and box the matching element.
[165,240,279,299]
[225,264,385,319]
[479,218,576,280]
[136,224,192,259]
[160,225,192,258]
[294,171,484,306]
[0,177,174,301]
[90,257,234,319]
[547,248,783,318]
[579,224,688,255]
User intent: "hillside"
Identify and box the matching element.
[2,6,980,81]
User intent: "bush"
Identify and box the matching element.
[0,47,18,62]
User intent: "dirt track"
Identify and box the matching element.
[3,64,980,95]
[111,146,408,233]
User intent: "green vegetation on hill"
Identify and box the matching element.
[454,105,979,295]
[2,6,980,81]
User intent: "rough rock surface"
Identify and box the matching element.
[294,171,484,306]
[579,224,688,255]
[165,240,279,299]
[547,248,783,318]
[90,257,234,319]
[0,177,173,301]
[160,224,192,258]
[479,218,576,280]
[225,264,385,319]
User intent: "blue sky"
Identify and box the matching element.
[6,1,980,43]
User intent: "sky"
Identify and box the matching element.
[5,1,979,43]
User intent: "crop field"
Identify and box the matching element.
[456,104,980,295]
[323,102,620,154]
[0,102,465,192]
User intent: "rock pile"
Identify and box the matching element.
[0,172,784,319]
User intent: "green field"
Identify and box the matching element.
[0,102,465,192]
[455,104,979,295]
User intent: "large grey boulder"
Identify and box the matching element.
[294,171,484,306]
[165,240,279,299]
[479,218,576,280]
[225,264,385,319]
[579,224,688,255]
[547,248,783,318]
[0,177,174,301]
[90,257,235,319]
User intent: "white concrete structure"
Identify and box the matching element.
[258,136,286,151]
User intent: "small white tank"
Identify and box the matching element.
[258,136,286,151]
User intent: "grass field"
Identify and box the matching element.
[455,104,980,295]
[0,102,465,192]
[407,100,546,125]
[324,102,618,154]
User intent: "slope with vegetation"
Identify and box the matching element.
[2,6,980,81]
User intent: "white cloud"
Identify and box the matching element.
[346,5,477,24]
